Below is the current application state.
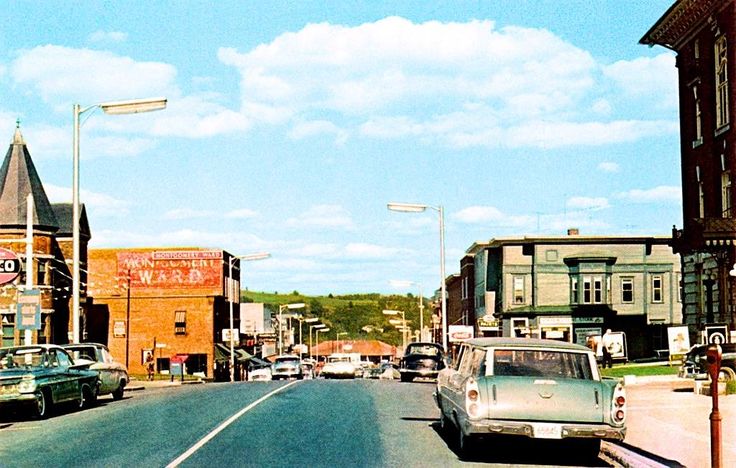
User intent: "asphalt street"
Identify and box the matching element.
[1,379,617,467]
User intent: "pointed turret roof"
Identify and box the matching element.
[0,126,59,231]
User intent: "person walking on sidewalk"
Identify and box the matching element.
[145,352,155,381]
[601,329,614,368]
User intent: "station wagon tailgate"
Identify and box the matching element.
[482,376,605,423]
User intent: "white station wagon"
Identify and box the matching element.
[435,337,626,459]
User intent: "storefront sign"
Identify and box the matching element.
[113,320,126,337]
[448,325,474,342]
[117,250,223,289]
[16,289,41,330]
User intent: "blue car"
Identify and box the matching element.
[0,344,99,418]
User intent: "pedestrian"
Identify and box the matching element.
[145,352,155,381]
[601,329,614,369]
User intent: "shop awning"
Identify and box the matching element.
[215,343,253,363]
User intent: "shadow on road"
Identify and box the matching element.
[431,421,610,466]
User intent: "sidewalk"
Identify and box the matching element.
[614,375,736,468]
[126,377,206,391]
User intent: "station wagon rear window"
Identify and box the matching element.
[491,349,594,380]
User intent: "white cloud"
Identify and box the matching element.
[44,183,130,217]
[11,45,178,106]
[616,186,681,203]
[285,204,355,229]
[343,242,401,259]
[88,30,128,43]
[163,208,214,220]
[225,208,259,219]
[566,196,610,210]
[454,205,534,228]
[598,162,620,173]
[289,120,349,145]
[603,54,677,108]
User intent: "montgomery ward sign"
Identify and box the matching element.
[117,250,223,289]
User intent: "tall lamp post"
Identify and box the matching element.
[384,309,408,350]
[227,252,270,382]
[72,97,167,344]
[301,317,319,357]
[309,323,326,360]
[387,202,447,351]
[315,327,330,363]
[278,303,305,355]
[390,280,425,342]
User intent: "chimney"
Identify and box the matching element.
[567,228,579,236]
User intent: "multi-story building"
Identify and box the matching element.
[87,248,246,380]
[0,126,86,346]
[465,233,682,359]
[642,0,736,340]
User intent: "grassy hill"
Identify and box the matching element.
[242,290,429,348]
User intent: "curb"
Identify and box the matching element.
[601,441,685,468]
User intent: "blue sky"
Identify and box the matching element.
[1,1,680,295]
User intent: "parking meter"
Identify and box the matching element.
[706,344,722,382]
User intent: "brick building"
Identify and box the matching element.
[87,248,244,380]
[642,0,736,341]
[0,127,88,346]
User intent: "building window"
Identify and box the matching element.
[621,277,634,303]
[570,276,578,304]
[722,171,732,217]
[512,275,525,304]
[174,310,186,335]
[2,314,15,347]
[695,39,700,59]
[651,275,663,303]
[699,180,705,218]
[715,35,729,128]
[581,275,604,304]
[693,85,703,145]
[677,273,682,302]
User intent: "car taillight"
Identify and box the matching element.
[465,378,483,418]
[612,382,626,424]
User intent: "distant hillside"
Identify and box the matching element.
[242,291,429,348]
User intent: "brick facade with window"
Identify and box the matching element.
[642,0,736,338]
[87,248,240,379]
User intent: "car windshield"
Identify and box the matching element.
[328,356,350,363]
[275,356,299,364]
[0,347,52,370]
[491,349,594,380]
[67,347,98,362]
[407,345,440,356]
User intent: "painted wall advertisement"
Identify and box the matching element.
[117,250,223,289]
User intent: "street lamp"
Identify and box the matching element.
[337,331,348,352]
[278,303,305,355]
[308,322,325,360]
[387,202,447,351]
[390,280,425,342]
[383,309,408,350]
[72,97,167,344]
[227,252,270,382]
[315,327,330,364]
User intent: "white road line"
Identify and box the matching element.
[166,381,299,468]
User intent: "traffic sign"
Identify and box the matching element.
[0,248,21,285]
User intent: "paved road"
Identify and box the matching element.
[0,379,618,467]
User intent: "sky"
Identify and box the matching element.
[1,1,681,296]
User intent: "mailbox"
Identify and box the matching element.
[706,344,722,382]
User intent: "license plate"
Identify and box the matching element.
[532,423,562,439]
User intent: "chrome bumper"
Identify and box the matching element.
[462,418,626,441]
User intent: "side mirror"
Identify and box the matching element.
[706,344,722,381]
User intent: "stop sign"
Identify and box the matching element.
[0,248,21,285]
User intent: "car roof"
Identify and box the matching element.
[463,337,591,352]
[1,344,66,351]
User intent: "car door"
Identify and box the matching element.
[55,350,79,402]
[445,345,474,414]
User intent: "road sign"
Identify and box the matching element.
[705,324,729,344]
[0,248,21,285]
[17,289,41,330]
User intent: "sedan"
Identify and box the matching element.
[435,337,626,459]
[0,344,99,418]
[399,342,445,382]
[64,343,128,400]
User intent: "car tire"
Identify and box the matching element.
[439,409,451,434]
[457,426,474,459]
[112,381,125,400]
[78,384,97,409]
[32,390,50,419]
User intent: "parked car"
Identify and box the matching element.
[248,366,272,381]
[435,337,626,459]
[63,343,128,400]
[300,360,315,379]
[0,344,99,419]
[271,355,303,380]
[399,342,445,382]
[367,361,400,380]
[321,354,357,379]
[679,343,736,382]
